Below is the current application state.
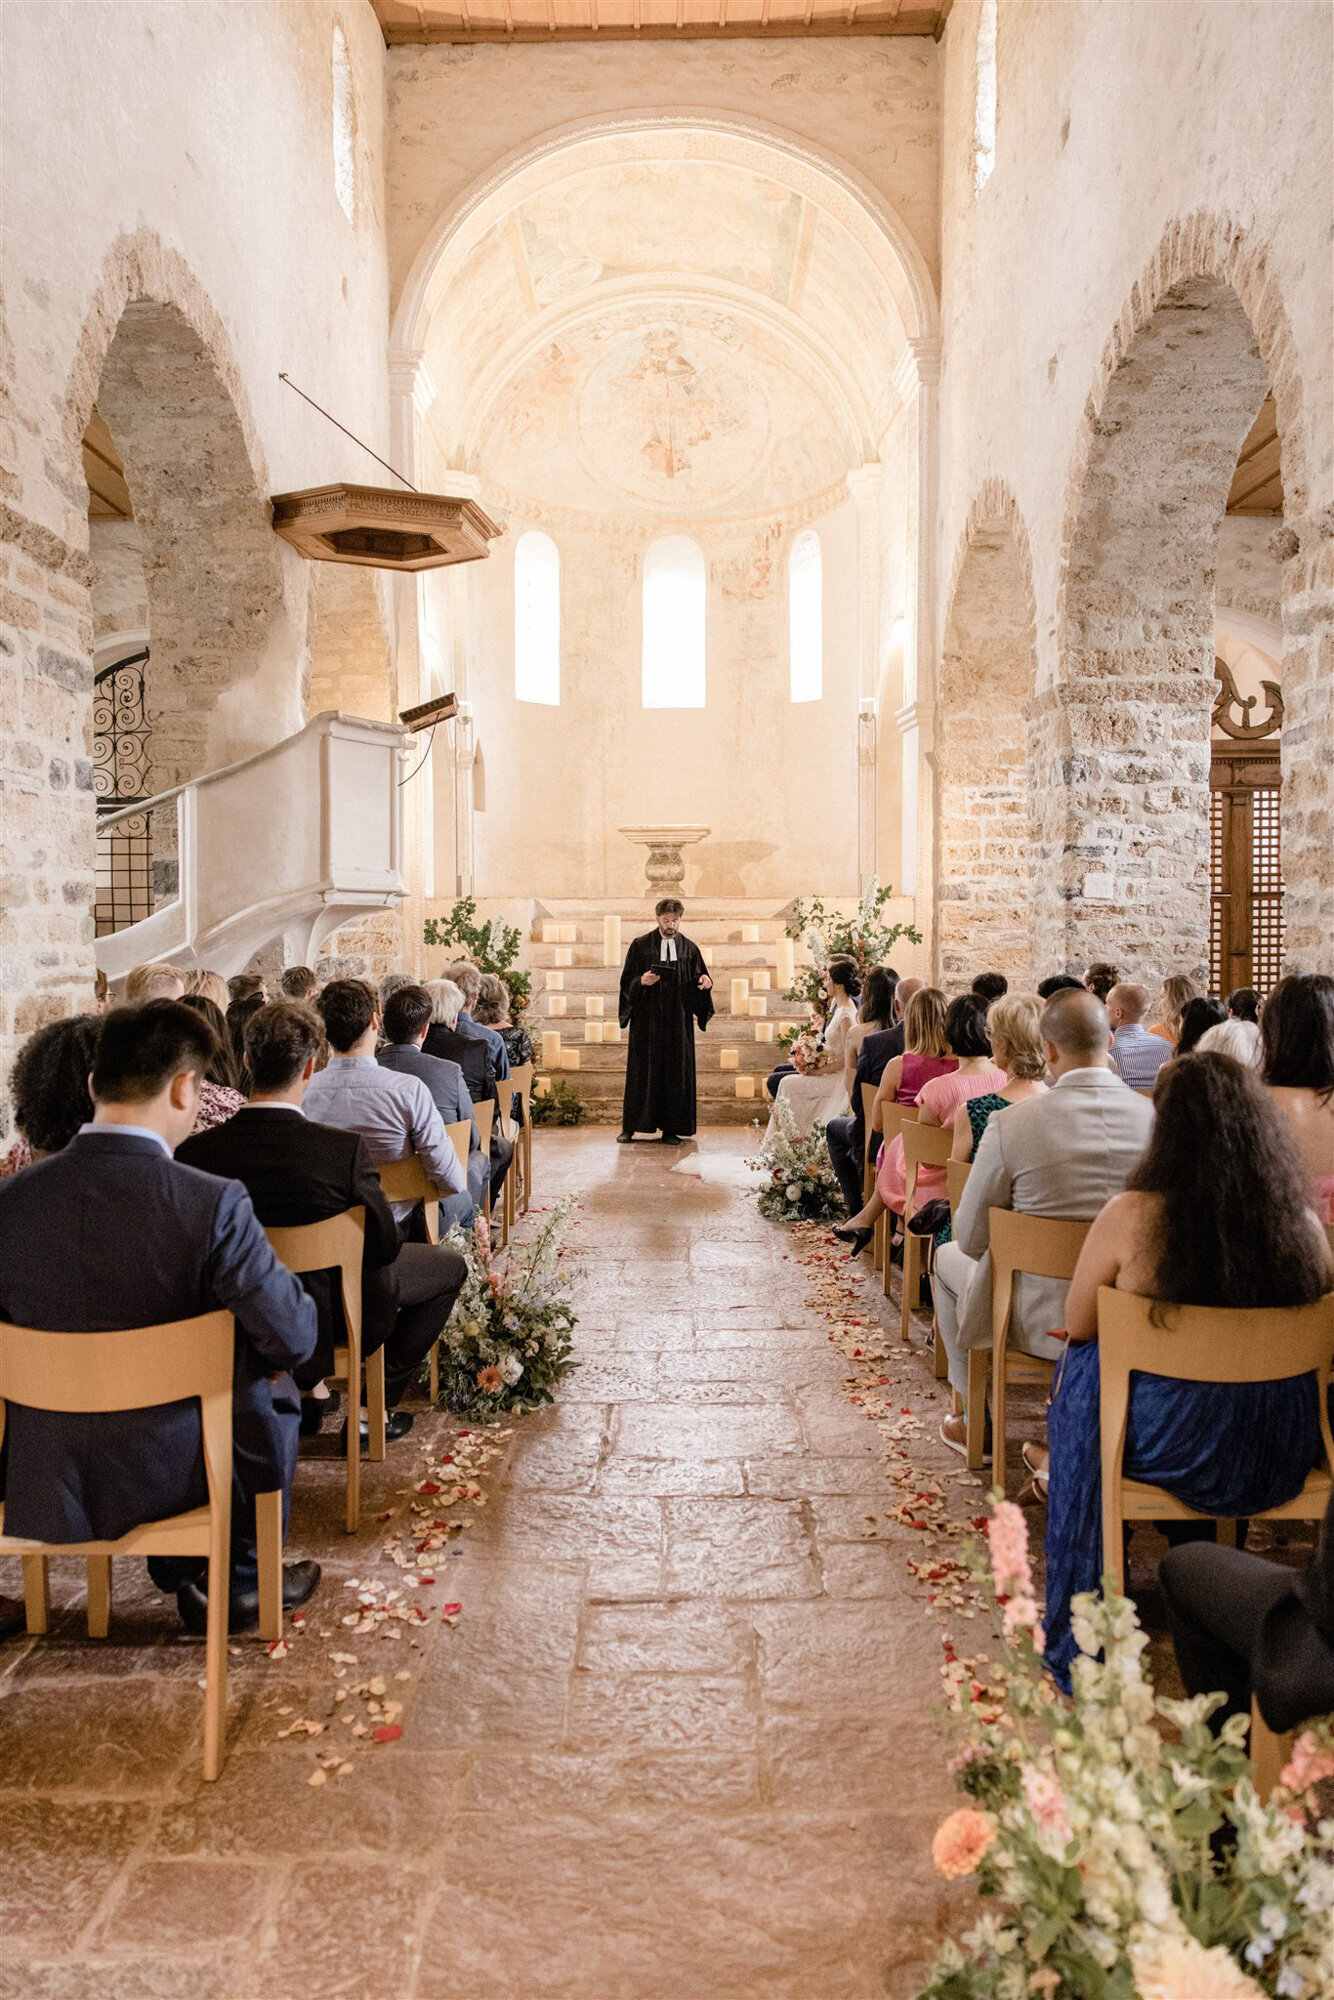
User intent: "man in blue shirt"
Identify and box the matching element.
[1107,982,1173,1090]
[376,983,488,1224]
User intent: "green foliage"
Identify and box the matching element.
[424,897,532,1013]
[784,880,923,1013]
[436,1199,578,1417]
[530,1079,587,1127]
[749,1098,847,1223]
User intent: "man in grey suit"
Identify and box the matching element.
[377,983,488,1226]
[935,987,1154,1455]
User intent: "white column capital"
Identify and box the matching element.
[387,348,438,424]
[895,701,922,736]
[892,338,943,403]
[846,462,884,506]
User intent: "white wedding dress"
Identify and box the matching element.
[761,998,858,1145]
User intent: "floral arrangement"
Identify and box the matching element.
[530,1079,587,1127]
[783,878,922,1013]
[787,1028,828,1075]
[424,897,532,1014]
[437,1198,578,1416]
[918,1500,1334,2000]
[749,1095,845,1223]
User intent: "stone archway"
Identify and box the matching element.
[1037,210,1316,978]
[935,482,1038,985]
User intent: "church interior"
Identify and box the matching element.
[1,2,1332,1995]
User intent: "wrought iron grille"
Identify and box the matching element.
[93,649,162,938]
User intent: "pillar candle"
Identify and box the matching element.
[603,1023,621,1044]
[561,1048,581,1071]
[586,995,604,1017]
[542,921,560,944]
[748,996,767,1018]
[751,969,771,991]
[720,1047,739,1070]
[735,1075,756,1098]
[729,977,750,1014]
[741,922,761,944]
[775,937,796,987]
[554,948,573,968]
[603,914,622,966]
[541,1031,562,1069]
[559,923,577,943]
[585,1021,602,1044]
[535,1075,551,1098]
[699,944,711,966]
[755,1021,775,1043]
[548,995,567,1017]
[546,970,564,992]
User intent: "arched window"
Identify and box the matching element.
[514,529,560,706]
[332,26,357,225]
[973,0,998,195]
[788,529,823,703]
[642,535,706,709]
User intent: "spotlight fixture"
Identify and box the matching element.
[399,693,459,734]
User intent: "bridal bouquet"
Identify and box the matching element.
[783,877,922,1011]
[749,1096,844,1223]
[918,1501,1334,2000]
[438,1198,578,1415]
[788,1028,828,1076]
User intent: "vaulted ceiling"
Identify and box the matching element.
[372,0,950,42]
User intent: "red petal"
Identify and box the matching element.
[372,1725,403,1743]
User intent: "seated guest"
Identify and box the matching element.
[226,991,267,1077]
[1195,983,1264,1068]
[475,974,533,1073]
[185,969,231,1012]
[1148,972,1199,1046]
[1,1014,102,1179]
[876,990,1004,1219]
[1083,961,1120,1003]
[824,966,900,1218]
[94,967,109,1014]
[832,986,956,1255]
[280,965,319,1003]
[377,983,489,1225]
[446,961,511,1081]
[1045,1052,1333,1688]
[1228,986,1261,1024]
[126,961,186,1004]
[424,979,496,1102]
[972,971,1008,1004]
[1036,973,1085,999]
[379,970,414,1016]
[0,1001,319,1633]
[1262,971,1334,1223]
[932,988,1153,1455]
[1161,1478,1334,1736]
[180,1002,467,1441]
[179,994,247,1133]
[766,957,861,1140]
[303,981,471,1239]
[228,973,266,1007]
[1107,982,1174,1089]
[948,992,1048,1166]
[1173,994,1228,1056]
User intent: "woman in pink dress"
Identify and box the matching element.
[833,987,959,1255]
[880,993,1006,1215]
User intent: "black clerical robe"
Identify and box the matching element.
[618,929,714,1137]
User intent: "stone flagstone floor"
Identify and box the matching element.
[0,1128,978,2000]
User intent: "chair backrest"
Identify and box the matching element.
[510,1061,534,1118]
[946,1158,972,1215]
[265,1208,366,1346]
[1098,1287,1334,1487]
[879,1101,918,1149]
[860,1082,878,1162]
[474,1098,495,1154]
[445,1121,471,1174]
[902,1119,954,1210]
[988,1208,1090,1346]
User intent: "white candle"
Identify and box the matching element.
[546,970,564,992]
[585,1021,602,1043]
[603,1023,621,1044]
[741,923,761,944]
[586,995,604,1017]
[603,915,622,966]
[561,1048,581,1071]
[755,1021,775,1043]
[560,924,577,944]
[775,937,795,987]
[541,1031,562,1069]
[535,1075,551,1098]
[751,969,771,991]
[730,977,750,1015]
[735,1075,756,1098]
[748,996,767,1018]
[542,921,560,944]
[548,995,567,1017]
[554,948,573,968]
[720,1048,739,1071]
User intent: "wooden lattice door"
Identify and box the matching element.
[1209,659,1283,995]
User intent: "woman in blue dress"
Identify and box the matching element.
[1044,1051,1334,1689]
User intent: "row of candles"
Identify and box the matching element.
[539,915,798,989]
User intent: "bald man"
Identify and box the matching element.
[1107,982,1173,1091]
[935,988,1154,1457]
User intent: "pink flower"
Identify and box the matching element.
[931,1807,996,1879]
[1279,1729,1334,1797]
[987,1499,1034,1601]
[1022,1765,1072,1846]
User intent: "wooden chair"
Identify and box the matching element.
[379,1150,466,1405]
[968,1210,1091,1479]
[266,1210,369,1532]
[1097,1287,1334,1593]
[494,1082,521,1249]
[872,1101,917,1273]
[895,1124,954,1374]
[509,1061,534,1215]
[0,1309,279,1780]
[1250,1699,1295,1802]
[946,1158,972,1220]
[474,1096,494,1157]
[860,1083,878,1202]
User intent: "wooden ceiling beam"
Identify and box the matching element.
[374,14,947,39]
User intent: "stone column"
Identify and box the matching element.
[847,464,882,894]
[893,341,940,910]
[1276,513,1334,972]
[386,348,439,972]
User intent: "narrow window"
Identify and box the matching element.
[332,26,357,225]
[642,536,706,709]
[973,0,998,195]
[788,529,823,703]
[514,530,560,706]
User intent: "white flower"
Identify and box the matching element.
[786,1184,801,1202]
[500,1352,524,1385]
[1130,1928,1268,1999]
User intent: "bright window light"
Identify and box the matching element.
[514,529,560,706]
[788,529,823,703]
[973,0,997,195]
[642,535,706,709]
[332,27,357,225]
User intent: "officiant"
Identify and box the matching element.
[617,899,714,1144]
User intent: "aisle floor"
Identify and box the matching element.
[0,1128,966,2000]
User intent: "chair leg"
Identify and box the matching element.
[254,1489,284,1643]
[85,1555,112,1638]
[933,1323,949,1380]
[1217,1519,1238,1550]
[428,1343,440,1405]
[1249,1696,1294,1802]
[340,1350,361,1536]
[991,1347,1009,1497]
[22,1554,50,1634]
[202,1552,229,1783]
[365,1347,387,1463]
[520,1127,532,1214]
[966,1348,989,1471]
[900,1231,918,1341]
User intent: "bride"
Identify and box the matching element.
[762,956,861,1142]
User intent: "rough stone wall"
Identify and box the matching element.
[88,519,148,661]
[307,564,397,724]
[316,909,409,985]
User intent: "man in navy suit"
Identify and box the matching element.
[0,1002,319,1634]
[376,983,489,1224]
[447,961,510,1081]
